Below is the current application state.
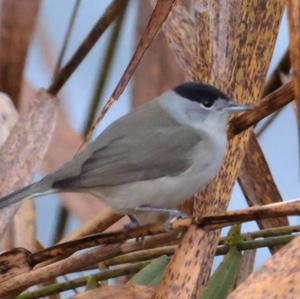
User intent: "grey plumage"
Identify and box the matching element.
[0,82,250,213]
[54,101,201,188]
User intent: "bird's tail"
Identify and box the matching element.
[0,180,51,209]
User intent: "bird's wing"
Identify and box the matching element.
[53,125,202,188]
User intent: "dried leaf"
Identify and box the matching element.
[0,92,18,252]
[42,102,106,222]
[161,3,197,80]
[238,133,288,252]
[154,2,285,298]
[262,49,290,97]
[0,0,40,106]
[21,81,109,225]
[227,236,300,298]
[0,90,58,237]
[287,0,300,144]
[69,285,153,299]
[0,92,18,145]
[12,200,36,252]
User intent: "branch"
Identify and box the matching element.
[48,0,125,95]
[29,199,300,266]
[52,0,81,78]
[30,220,189,266]
[17,262,149,299]
[229,80,294,137]
[199,199,300,229]
[17,234,297,299]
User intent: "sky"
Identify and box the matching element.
[23,1,297,296]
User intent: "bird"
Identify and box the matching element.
[0,82,250,221]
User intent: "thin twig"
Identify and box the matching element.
[105,234,297,267]
[199,198,300,229]
[48,0,125,95]
[219,224,300,243]
[30,219,190,265]
[16,234,297,299]
[262,49,290,97]
[83,0,128,136]
[17,262,149,299]
[28,199,300,266]
[75,224,300,270]
[256,111,281,137]
[52,0,81,78]
[229,80,294,137]
[255,48,291,137]
[0,233,178,297]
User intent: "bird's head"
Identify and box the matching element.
[159,82,251,132]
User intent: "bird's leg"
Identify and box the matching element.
[128,214,140,226]
[124,214,141,231]
[134,206,187,232]
[124,214,144,242]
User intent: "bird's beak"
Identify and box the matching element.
[226,101,252,112]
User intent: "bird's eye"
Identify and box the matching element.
[200,100,214,109]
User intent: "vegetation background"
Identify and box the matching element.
[0,0,299,298]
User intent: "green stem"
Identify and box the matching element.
[216,234,295,255]
[17,234,296,298]
[93,234,297,270]
[17,262,149,299]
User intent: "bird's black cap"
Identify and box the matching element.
[174,82,229,106]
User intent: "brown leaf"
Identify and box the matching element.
[238,133,288,252]
[12,200,36,252]
[227,235,300,298]
[42,99,106,222]
[0,90,58,236]
[262,49,290,97]
[21,81,107,224]
[0,93,18,145]
[154,2,285,298]
[69,285,153,299]
[287,0,300,145]
[0,0,40,106]
[0,91,37,254]
[161,3,197,80]
[0,93,18,252]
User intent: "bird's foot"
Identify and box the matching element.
[164,210,188,232]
